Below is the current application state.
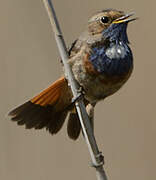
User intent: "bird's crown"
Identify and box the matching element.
[88,9,136,37]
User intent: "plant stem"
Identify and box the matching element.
[42,1,108,179]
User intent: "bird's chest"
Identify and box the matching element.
[71,43,133,103]
[89,43,133,75]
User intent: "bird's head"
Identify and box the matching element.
[88,9,137,44]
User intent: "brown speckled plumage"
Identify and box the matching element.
[9,9,135,140]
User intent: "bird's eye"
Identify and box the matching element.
[100,16,109,24]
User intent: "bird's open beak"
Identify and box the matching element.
[113,12,138,24]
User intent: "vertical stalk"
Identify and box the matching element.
[42,1,108,180]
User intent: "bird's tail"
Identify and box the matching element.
[8,77,82,139]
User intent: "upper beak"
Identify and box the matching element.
[113,12,138,24]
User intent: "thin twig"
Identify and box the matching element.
[42,1,108,180]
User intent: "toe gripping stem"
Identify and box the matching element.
[72,86,84,104]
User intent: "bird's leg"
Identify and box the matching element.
[86,103,96,132]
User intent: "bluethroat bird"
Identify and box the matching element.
[9,9,137,140]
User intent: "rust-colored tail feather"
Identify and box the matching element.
[9,77,72,135]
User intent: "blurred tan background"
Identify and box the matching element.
[0,0,155,180]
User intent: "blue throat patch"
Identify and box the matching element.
[89,23,133,76]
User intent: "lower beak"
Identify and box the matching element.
[113,12,138,24]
